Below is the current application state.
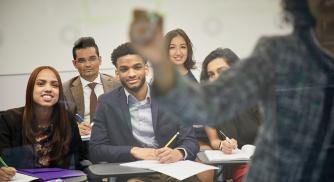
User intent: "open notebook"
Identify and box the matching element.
[204,144,255,162]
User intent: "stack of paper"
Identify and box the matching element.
[204,144,255,162]
[121,160,218,180]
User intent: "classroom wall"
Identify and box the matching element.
[0,0,291,110]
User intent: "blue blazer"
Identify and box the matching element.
[89,86,199,163]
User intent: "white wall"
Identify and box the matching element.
[0,0,291,110]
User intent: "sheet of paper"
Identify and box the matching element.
[152,160,218,180]
[10,172,38,182]
[120,160,162,168]
[121,160,218,180]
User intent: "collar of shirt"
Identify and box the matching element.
[124,84,151,105]
[80,73,102,88]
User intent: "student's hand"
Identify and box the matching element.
[130,147,158,160]
[78,122,92,136]
[0,167,16,181]
[156,147,183,164]
[210,139,223,150]
[220,138,238,154]
[129,9,165,64]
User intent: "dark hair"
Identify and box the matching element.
[164,28,196,70]
[282,0,315,30]
[200,48,240,82]
[72,37,99,59]
[23,66,72,166]
[111,42,146,66]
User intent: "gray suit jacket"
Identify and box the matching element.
[89,86,199,163]
[63,73,120,116]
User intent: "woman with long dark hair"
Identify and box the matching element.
[0,66,85,181]
[165,28,197,82]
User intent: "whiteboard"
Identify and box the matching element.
[0,0,290,76]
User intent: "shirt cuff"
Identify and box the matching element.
[175,148,187,160]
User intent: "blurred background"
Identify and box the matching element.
[0,0,291,110]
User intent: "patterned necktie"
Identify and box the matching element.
[87,82,98,123]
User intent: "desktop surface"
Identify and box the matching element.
[88,162,156,178]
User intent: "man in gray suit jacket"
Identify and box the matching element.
[63,37,119,136]
[90,42,199,181]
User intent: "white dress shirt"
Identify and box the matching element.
[80,74,104,123]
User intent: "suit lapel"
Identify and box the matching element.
[71,77,84,116]
[151,97,159,135]
[118,88,133,131]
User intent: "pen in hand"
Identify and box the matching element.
[75,114,94,126]
[218,129,230,140]
[75,114,84,123]
[164,132,180,147]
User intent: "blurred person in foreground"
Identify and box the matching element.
[129,1,334,181]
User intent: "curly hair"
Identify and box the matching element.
[111,42,146,66]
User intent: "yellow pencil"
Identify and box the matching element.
[164,132,180,147]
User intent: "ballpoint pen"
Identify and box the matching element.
[75,114,84,123]
[75,114,94,127]
[218,129,229,140]
[164,132,180,147]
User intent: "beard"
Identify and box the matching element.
[121,76,146,93]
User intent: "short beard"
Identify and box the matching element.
[121,77,146,93]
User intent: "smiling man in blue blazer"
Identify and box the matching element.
[89,42,199,181]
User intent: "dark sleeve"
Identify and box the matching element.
[153,37,275,127]
[174,126,199,161]
[0,108,24,155]
[0,108,36,169]
[89,95,136,163]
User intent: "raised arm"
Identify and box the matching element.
[151,48,273,127]
[129,10,274,127]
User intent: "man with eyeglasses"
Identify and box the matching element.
[63,37,119,138]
